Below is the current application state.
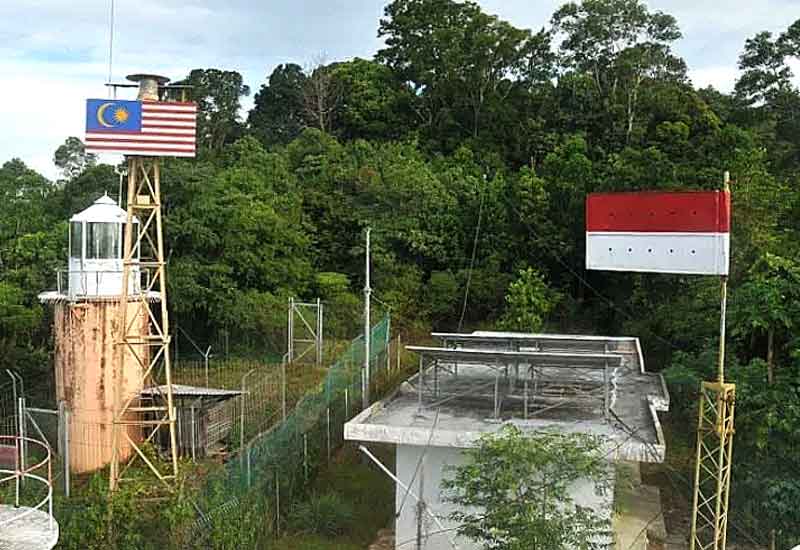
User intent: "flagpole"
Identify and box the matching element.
[717,171,730,385]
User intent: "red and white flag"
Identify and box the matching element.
[586,190,730,275]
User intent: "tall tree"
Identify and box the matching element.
[303,57,340,134]
[248,63,307,146]
[331,58,414,141]
[177,68,250,154]
[53,137,96,181]
[552,0,685,144]
[735,19,800,174]
[378,0,553,141]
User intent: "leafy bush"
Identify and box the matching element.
[286,491,355,536]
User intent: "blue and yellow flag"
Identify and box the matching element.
[85,99,142,132]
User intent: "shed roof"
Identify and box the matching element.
[140,384,242,399]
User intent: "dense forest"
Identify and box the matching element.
[1,0,799,542]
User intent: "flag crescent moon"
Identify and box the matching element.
[96,102,114,128]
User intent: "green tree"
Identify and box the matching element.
[735,19,800,174]
[248,63,307,146]
[378,0,552,142]
[443,425,611,550]
[730,254,800,382]
[499,267,561,332]
[53,137,96,181]
[331,58,414,141]
[178,68,251,154]
[552,0,685,145]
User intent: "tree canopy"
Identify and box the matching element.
[3,0,800,544]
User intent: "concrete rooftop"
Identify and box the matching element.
[0,505,59,550]
[345,332,669,463]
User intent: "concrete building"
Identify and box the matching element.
[345,331,670,550]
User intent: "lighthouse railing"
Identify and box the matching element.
[56,268,149,298]
[0,434,55,533]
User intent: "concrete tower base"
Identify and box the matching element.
[53,298,150,474]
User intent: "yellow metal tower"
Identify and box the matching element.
[109,75,181,491]
[690,173,736,550]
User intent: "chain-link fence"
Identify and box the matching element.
[183,315,392,548]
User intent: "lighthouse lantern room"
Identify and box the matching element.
[66,194,139,298]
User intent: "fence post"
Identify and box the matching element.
[17,397,26,484]
[326,407,331,463]
[275,471,280,536]
[397,334,402,371]
[246,444,252,488]
[281,361,288,421]
[59,402,71,497]
[303,433,308,480]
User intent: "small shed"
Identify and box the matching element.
[141,384,242,459]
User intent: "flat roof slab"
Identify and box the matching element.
[346,332,669,463]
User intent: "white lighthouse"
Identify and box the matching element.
[66,194,139,298]
[40,195,150,473]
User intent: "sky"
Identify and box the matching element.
[0,0,798,180]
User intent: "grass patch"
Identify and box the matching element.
[264,443,394,550]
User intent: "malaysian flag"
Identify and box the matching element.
[85,99,197,157]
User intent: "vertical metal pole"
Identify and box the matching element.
[397,335,402,372]
[191,404,196,462]
[240,373,247,462]
[363,228,372,409]
[718,171,731,387]
[434,359,439,398]
[316,298,323,367]
[418,357,424,411]
[18,397,26,483]
[14,437,20,507]
[303,433,308,479]
[326,407,331,463]
[416,450,426,550]
[246,445,251,487]
[275,471,280,535]
[204,348,210,388]
[288,297,294,363]
[345,388,349,417]
[63,406,70,498]
[718,277,728,386]
[281,362,287,421]
[524,378,529,420]
[494,370,500,420]
[603,360,609,420]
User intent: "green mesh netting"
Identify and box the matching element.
[188,316,391,545]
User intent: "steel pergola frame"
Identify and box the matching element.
[406,346,622,422]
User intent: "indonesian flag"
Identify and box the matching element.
[586,190,730,276]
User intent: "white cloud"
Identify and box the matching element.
[688,66,740,93]
[1,0,798,178]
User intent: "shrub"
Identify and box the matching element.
[286,491,355,536]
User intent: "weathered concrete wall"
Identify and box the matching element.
[54,300,148,473]
[395,444,615,550]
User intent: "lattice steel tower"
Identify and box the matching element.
[107,74,191,491]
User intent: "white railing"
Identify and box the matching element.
[0,434,55,533]
[55,269,148,298]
